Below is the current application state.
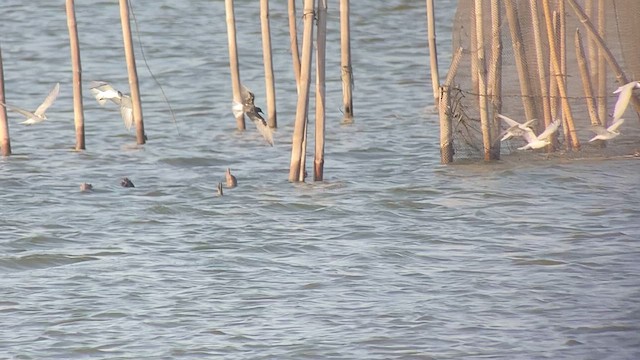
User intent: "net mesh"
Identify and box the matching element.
[446,0,640,159]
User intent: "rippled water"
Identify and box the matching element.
[1,1,639,359]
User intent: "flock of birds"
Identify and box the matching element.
[497,80,639,150]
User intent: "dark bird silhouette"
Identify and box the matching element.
[232,85,274,146]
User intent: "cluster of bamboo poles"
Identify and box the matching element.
[434,0,640,164]
[225,0,354,182]
[0,0,146,157]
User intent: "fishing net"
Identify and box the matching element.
[444,0,640,159]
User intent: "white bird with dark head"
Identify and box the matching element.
[0,82,60,125]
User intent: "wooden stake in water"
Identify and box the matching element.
[426,0,440,104]
[340,0,354,123]
[225,0,245,130]
[596,0,606,126]
[0,46,10,157]
[260,0,277,129]
[289,0,315,182]
[488,0,502,159]
[473,0,492,161]
[528,2,552,141]
[575,29,600,129]
[314,0,327,181]
[119,0,145,145]
[288,0,301,89]
[66,0,85,151]
[439,47,463,164]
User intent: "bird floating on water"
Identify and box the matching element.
[497,114,538,141]
[0,83,60,125]
[217,182,224,196]
[612,81,640,122]
[80,183,93,192]
[120,177,135,188]
[517,119,561,150]
[89,81,134,131]
[225,168,237,188]
[232,85,274,146]
[589,118,625,142]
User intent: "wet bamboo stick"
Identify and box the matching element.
[504,1,537,122]
[488,0,502,159]
[473,0,491,161]
[288,0,301,89]
[119,0,145,145]
[528,2,552,135]
[439,47,463,164]
[340,0,354,123]
[288,0,314,182]
[260,0,277,128]
[549,13,559,120]
[574,29,599,127]
[225,0,245,130]
[585,0,597,79]
[554,10,572,150]
[566,0,640,115]
[469,7,478,96]
[314,0,327,181]
[543,1,580,150]
[596,0,606,126]
[0,46,10,157]
[66,0,85,151]
[426,0,440,104]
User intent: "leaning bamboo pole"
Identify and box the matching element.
[566,0,640,114]
[554,10,572,150]
[66,0,85,151]
[225,0,245,130]
[119,0,145,145]
[473,0,491,160]
[488,0,501,159]
[288,0,301,89]
[439,47,463,164]
[596,0,606,126]
[575,29,599,128]
[504,1,537,122]
[0,46,10,157]
[528,2,552,137]
[549,13,559,120]
[260,0,277,129]
[314,0,327,181]
[543,0,580,150]
[288,0,314,182]
[426,0,440,104]
[340,0,354,123]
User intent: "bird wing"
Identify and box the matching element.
[34,82,60,117]
[520,127,536,144]
[232,101,244,118]
[589,124,609,136]
[612,82,636,121]
[0,101,37,118]
[240,85,255,105]
[537,119,560,140]
[247,112,273,146]
[497,114,520,128]
[119,95,134,131]
[521,118,538,129]
[607,117,625,132]
[90,81,120,106]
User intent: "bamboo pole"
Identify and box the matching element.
[528,2,552,136]
[225,0,245,130]
[314,0,327,181]
[473,0,491,161]
[288,0,314,182]
[288,0,301,88]
[0,46,9,157]
[426,0,440,103]
[504,1,537,122]
[340,0,354,123]
[260,0,277,128]
[66,0,85,151]
[489,0,502,159]
[469,7,479,96]
[439,47,463,164]
[575,29,599,128]
[596,0,606,126]
[585,0,597,79]
[119,0,145,145]
[554,10,572,150]
[566,0,640,115]
[543,0,580,150]
[549,12,559,120]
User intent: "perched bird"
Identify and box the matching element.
[80,183,93,192]
[589,118,625,142]
[0,83,60,125]
[232,85,274,146]
[225,168,237,188]
[518,119,561,150]
[612,81,640,122]
[89,81,134,131]
[217,182,224,196]
[120,177,135,188]
[497,114,538,141]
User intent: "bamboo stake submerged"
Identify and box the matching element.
[66,0,85,151]
[575,29,600,129]
[314,0,327,181]
[426,0,440,104]
[119,0,145,145]
[0,46,10,157]
[288,0,301,89]
[439,47,463,164]
[340,0,354,123]
[488,0,501,159]
[260,0,277,128]
[288,0,315,182]
[225,0,245,130]
[473,0,492,161]
[528,1,553,145]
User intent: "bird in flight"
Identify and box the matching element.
[232,85,274,146]
[589,118,625,142]
[0,82,60,125]
[89,81,134,131]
